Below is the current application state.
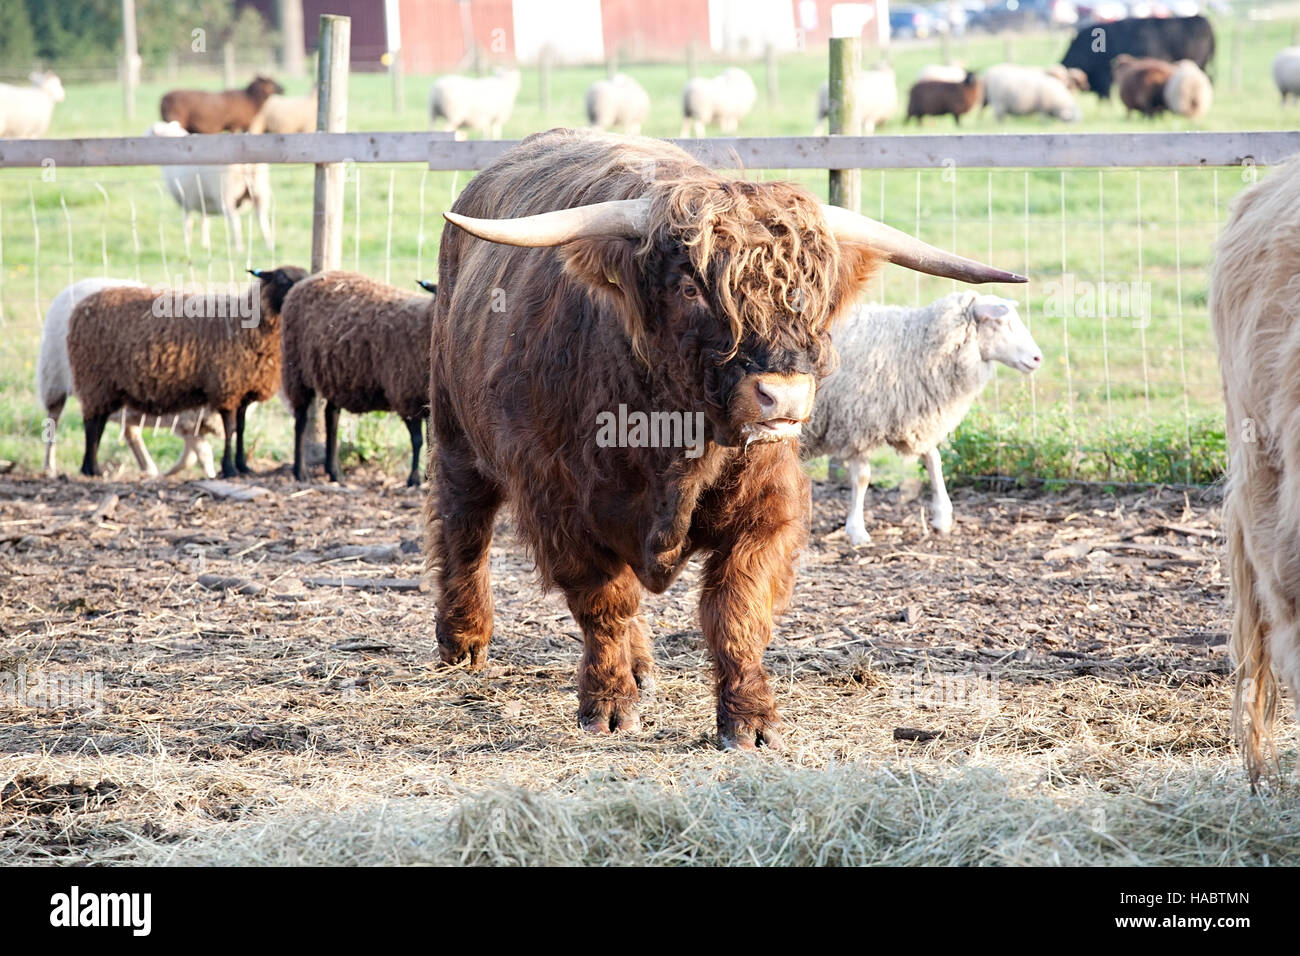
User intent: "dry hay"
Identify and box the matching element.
[1,466,1295,865]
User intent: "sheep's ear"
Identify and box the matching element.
[561,237,648,357]
[972,299,1010,323]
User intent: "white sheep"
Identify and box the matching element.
[1274,47,1300,104]
[257,89,318,133]
[917,64,968,84]
[0,72,66,138]
[982,64,1080,122]
[429,68,521,139]
[803,292,1043,545]
[149,120,272,253]
[681,68,757,137]
[586,74,651,134]
[814,66,898,134]
[36,277,221,479]
[1163,60,1213,119]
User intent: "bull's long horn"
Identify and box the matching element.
[443,198,651,247]
[820,204,1027,284]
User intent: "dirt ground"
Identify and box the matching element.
[0,464,1250,863]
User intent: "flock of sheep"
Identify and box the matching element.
[37,257,1040,544]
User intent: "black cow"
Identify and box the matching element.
[1062,15,1216,98]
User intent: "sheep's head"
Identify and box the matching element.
[970,296,1042,374]
[147,120,188,138]
[247,76,286,102]
[249,266,307,317]
[31,72,65,103]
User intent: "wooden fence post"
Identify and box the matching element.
[223,40,237,89]
[303,14,350,465]
[828,36,860,213]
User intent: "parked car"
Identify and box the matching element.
[1075,0,1128,21]
[890,5,935,39]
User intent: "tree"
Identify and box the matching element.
[0,0,37,69]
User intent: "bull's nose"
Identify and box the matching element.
[754,374,815,421]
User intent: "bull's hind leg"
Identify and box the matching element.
[430,432,502,669]
[561,566,647,734]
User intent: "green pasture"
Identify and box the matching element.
[1,15,1296,482]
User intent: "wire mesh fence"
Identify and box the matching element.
[0,143,1260,484]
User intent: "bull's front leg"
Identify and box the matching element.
[697,455,809,750]
[562,566,652,733]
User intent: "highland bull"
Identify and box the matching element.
[427,129,1025,748]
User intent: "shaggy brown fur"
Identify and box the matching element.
[427,128,887,748]
[1211,156,1300,784]
[1114,55,1175,117]
[279,271,434,486]
[906,74,983,125]
[67,267,304,478]
[160,76,284,133]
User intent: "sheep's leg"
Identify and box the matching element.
[254,194,272,249]
[81,415,108,478]
[199,215,211,252]
[404,415,424,487]
[324,401,341,483]
[292,398,312,482]
[845,456,872,546]
[218,408,238,478]
[234,399,253,475]
[921,446,953,534]
[196,439,217,479]
[42,399,63,477]
[228,208,244,254]
[163,440,198,477]
[122,421,160,477]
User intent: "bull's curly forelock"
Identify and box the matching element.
[645,177,843,363]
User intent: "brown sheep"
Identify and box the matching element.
[160,76,284,133]
[1114,55,1175,117]
[906,73,983,125]
[67,267,305,478]
[279,271,435,486]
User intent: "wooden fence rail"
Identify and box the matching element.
[0,131,1299,171]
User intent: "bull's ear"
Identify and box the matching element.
[832,240,885,318]
[560,237,649,358]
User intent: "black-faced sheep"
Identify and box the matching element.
[150,121,272,252]
[429,69,521,139]
[814,66,897,134]
[0,72,66,137]
[1210,154,1300,782]
[37,277,221,478]
[66,267,305,478]
[906,73,983,125]
[682,68,758,136]
[278,271,434,486]
[586,74,650,134]
[160,76,284,133]
[803,292,1042,545]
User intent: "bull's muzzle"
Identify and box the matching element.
[736,372,815,443]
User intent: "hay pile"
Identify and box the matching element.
[141,761,1300,866]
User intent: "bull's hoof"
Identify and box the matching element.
[717,714,785,752]
[439,644,487,669]
[578,696,642,734]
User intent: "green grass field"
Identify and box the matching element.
[1,14,1296,482]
